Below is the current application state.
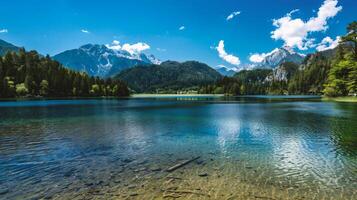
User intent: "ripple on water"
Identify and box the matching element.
[0,99,356,199]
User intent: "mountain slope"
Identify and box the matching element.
[0,39,20,56]
[214,66,237,76]
[53,44,160,78]
[254,46,305,68]
[115,61,222,93]
[265,62,299,82]
[0,49,129,98]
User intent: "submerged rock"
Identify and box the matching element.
[198,172,208,177]
[123,158,134,163]
[151,167,162,172]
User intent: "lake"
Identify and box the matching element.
[0,96,356,199]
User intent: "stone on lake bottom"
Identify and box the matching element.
[198,173,208,177]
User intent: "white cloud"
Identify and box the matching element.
[122,43,150,54]
[106,40,150,54]
[156,48,166,52]
[112,40,120,45]
[226,11,241,21]
[216,40,241,66]
[249,53,268,63]
[106,40,122,51]
[316,36,340,51]
[288,9,300,16]
[179,26,185,31]
[249,48,279,63]
[271,0,342,50]
[81,29,90,34]
[0,29,8,33]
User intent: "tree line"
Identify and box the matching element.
[200,22,357,97]
[0,49,129,98]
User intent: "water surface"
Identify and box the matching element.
[0,96,356,199]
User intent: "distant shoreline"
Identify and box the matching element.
[130,94,225,98]
[0,95,355,103]
[130,94,357,103]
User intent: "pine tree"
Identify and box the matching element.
[0,49,129,98]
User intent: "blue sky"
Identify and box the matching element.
[0,0,355,70]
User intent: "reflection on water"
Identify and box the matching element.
[0,97,356,199]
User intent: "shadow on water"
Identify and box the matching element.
[329,103,357,155]
[0,96,356,199]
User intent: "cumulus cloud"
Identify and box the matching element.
[216,40,241,66]
[249,48,280,63]
[271,0,342,50]
[179,26,185,31]
[122,43,150,54]
[0,29,8,33]
[226,11,241,21]
[112,40,120,45]
[106,40,122,51]
[106,40,151,54]
[316,36,341,51]
[249,53,268,63]
[81,29,90,34]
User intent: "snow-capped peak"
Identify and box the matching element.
[281,45,295,54]
[103,41,161,64]
[252,46,305,69]
[146,54,161,65]
[53,43,161,78]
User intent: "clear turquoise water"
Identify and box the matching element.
[0,96,356,199]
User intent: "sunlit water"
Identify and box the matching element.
[0,96,356,199]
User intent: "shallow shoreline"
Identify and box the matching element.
[322,96,357,102]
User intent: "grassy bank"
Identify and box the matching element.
[322,96,357,102]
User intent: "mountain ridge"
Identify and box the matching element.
[253,46,305,69]
[115,61,222,93]
[52,43,160,78]
[0,39,20,56]
[214,65,237,76]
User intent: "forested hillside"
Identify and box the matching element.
[0,49,129,98]
[115,61,222,93]
[201,22,357,97]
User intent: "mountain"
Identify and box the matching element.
[214,66,237,77]
[287,48,338,94]
[53,44,160,78]
[0,39,20,56]
[0,49,129,98]
[234,69,272,83]
[254,46,305,68]
[115,61,222,93]
[265,62,299,82]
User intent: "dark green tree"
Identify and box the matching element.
[0,49,129,98]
